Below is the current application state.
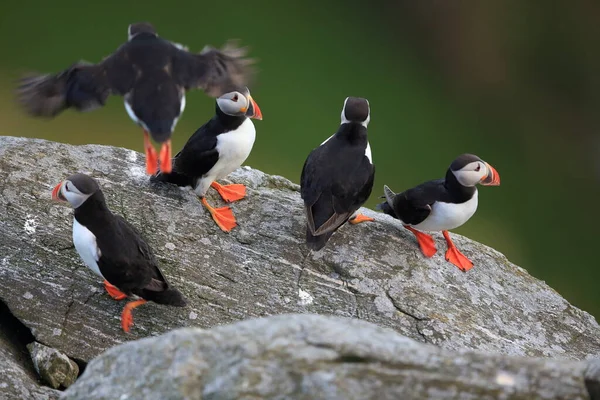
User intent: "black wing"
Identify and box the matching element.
[151,122,219,186]
[391,179,445,225]
[16,48,136,118]
[173,40,256,97]
[301,142,374,236]
[96,215,166,294]
[100,215,186,306]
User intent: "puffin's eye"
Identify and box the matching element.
[232,94,239,102]
[65,183,70,191]
[475,164,481,172]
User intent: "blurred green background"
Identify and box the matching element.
[1,2,599,318]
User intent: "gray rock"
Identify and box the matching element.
[0,135,599,366]
[61,314,597,400]
[27,342,79,389]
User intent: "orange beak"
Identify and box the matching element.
[480,163,500,186]
[244,95,262,120]
[51,182,66,201]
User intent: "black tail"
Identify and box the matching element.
[143,287,187,307]
[376,201,398,219]
[150,169,194,187]
[306,226,334,251]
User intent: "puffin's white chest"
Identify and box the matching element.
[412,191,479,232]
[209,119,256,176]
[72,218,104,279]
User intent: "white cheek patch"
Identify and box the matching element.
[454,170,480,187]
[63,189,92,209]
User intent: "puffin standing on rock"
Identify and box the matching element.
[16,22,256,175]
[300,97,375,251]
[151,87,262,232]
[377,153,500,271]
[51,173,187,332]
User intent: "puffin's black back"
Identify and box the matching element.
[74,192,186,306]
[301,123,374,250]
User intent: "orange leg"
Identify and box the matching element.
[103,280,127,301]
[121,299,148,333]
[211,182,246,202]
[442,231,473,272]
[201,197,237,232]
[349,213,375,225]
[404,225,437,257]
[159,140,172,174]
[143,130,158,175]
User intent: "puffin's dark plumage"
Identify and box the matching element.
[377,153,500,271]
[151,87,262,232]
[17,22,256,175]
[51,173,186,333]
[300,97,375,251]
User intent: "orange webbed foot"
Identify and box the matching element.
[349,213,375,225]
[443,231,473,272]
[121,299,147,333]
[405,225,437,257]
[201,197,238,232]
[103,280,127,301]
[159,140,172,173]
[143,130,158,175]
[211,182,246,202]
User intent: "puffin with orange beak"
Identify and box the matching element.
[151,87,262,232]
[51,173,187,333]
[376,153,500,271]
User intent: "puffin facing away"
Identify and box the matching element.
[151,87,262,232]
[377,154,500,271]
[17,22,256,175]
[300,97,375,251]
[51,173,187,332]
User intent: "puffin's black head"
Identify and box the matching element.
[51,173,102,209]
[341,97,370,127]
[128,22,157,41]
[449,153,501,187]
[216,87,263,120]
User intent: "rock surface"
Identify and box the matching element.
[1,136,600,396]
[27,342,79,389]
[0,303,60,399]
[62,314,599,400]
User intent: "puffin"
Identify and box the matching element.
[300,97,375,251]
[51,173,187,332]
[376,153,500,271]
[16,22,256,175]
[151,87,262,232]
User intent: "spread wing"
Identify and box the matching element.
[15,49,136,118]
[173,39,257,97]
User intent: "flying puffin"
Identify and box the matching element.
[376,153,500,271]
[51,173,187,332]
[300,97,375,251]
[151,87,262,232]
[16,22,256,175]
